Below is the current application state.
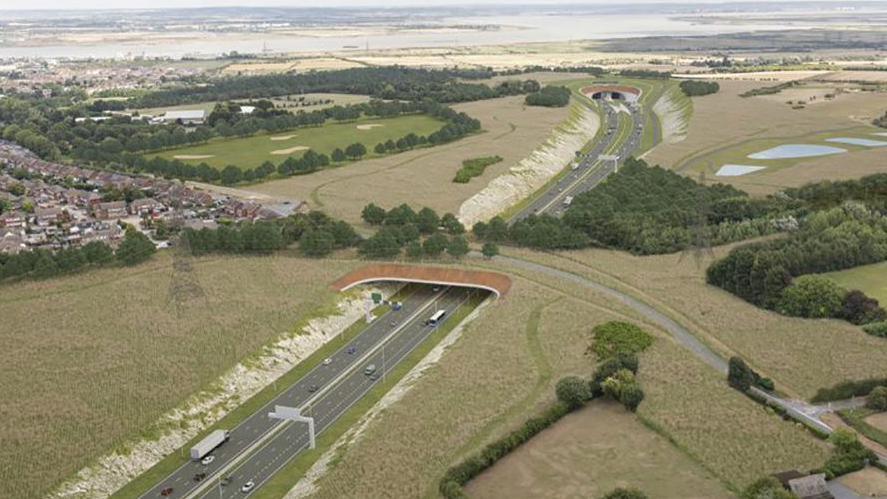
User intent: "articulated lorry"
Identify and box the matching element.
[191,429,230,460]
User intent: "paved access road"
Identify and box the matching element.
[142,285,467,499]
[511,99,647,222]
[192,286,473,498]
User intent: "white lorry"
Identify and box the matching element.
[563,196,574,207]
[191,429,230,460]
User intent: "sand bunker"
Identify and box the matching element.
[826,137,887,147]
[716,164,766,177]
[270,134,297,141]
[748,144,846,160]
[356,124,384,130]
[270,146,310,155]
[173,154,215,160]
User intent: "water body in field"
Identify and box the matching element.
[748,144,847,160]
[827,137,887,147]
[715,164,766,176]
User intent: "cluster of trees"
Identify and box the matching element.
[180,211,360,257]
[0,229,155,282]
[783,173,887,212]
[473,214,590,250]
[126,67,539,109]
[452,155,502,183]
[358,203,469,260]
[524,85,571,107]
[727,356,775,393]
[706,203,887,323]
[679,80,720,97]
[563,158,785,254]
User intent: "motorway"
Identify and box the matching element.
[142,285,475,498]
[511,97,648,222]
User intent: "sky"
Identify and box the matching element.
[0,0,841,10]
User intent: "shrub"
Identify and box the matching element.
[740,476,796,499]
[811,377,887,403]
[823,429,876,479]
[481,242,499,259]
[361,203,386,225]
[841,289,886,325]
[862,321,887,338]
[777,275,845,319]
[452,155,502,183]
[867,386,887,411]
[603,488,649,499]
[555,376,592,410]
[728,357,756,392]
[590,321,653,359]
[679,80,720,97]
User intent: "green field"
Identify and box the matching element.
[151,114,445,170]
[822,262,887,304]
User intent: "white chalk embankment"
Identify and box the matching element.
[51,284,396,499]
[457,104,600,228]
[284,296,494,499]
[653,86,690,146]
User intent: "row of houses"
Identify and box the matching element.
[0,140,307,254]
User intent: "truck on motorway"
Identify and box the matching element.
[190,430,230,460]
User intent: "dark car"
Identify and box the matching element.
[161,488,174,497]
[193,472,206,482]
[308,384,319,393]
[221,476,232,487]
[347,346,356,355]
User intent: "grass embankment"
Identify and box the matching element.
[151,114,444,170]
[251,291,490,498]
[0,254,362,499]
[113,284,418,499]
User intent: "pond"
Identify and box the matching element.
[826,137,887,147]
[748,144,847,160]
[715,164,766,177]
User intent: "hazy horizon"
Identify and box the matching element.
[3,0,883,11]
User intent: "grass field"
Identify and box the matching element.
[303,257,831,498]
[821,261,887,305]
[0,253,359,498]
[644,79,887,195]
[465,401,731,499]
[248,95,572,225]
[151,114,445,170]
[507,246,887,400]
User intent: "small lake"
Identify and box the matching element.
[748,144,847,160]
[827,137,887,147]
[715,164,766,177]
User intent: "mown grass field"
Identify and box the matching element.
[151,114,444,170]
[822,261,887,305]
[0,253,359,498]
[644,79,887,195]
[304,256,830,498]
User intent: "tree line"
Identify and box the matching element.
[0,228,155,283]
[125,67,540,109]
[358,203,470,260]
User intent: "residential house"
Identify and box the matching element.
[93,201,127,220]
[129,197,163,216]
